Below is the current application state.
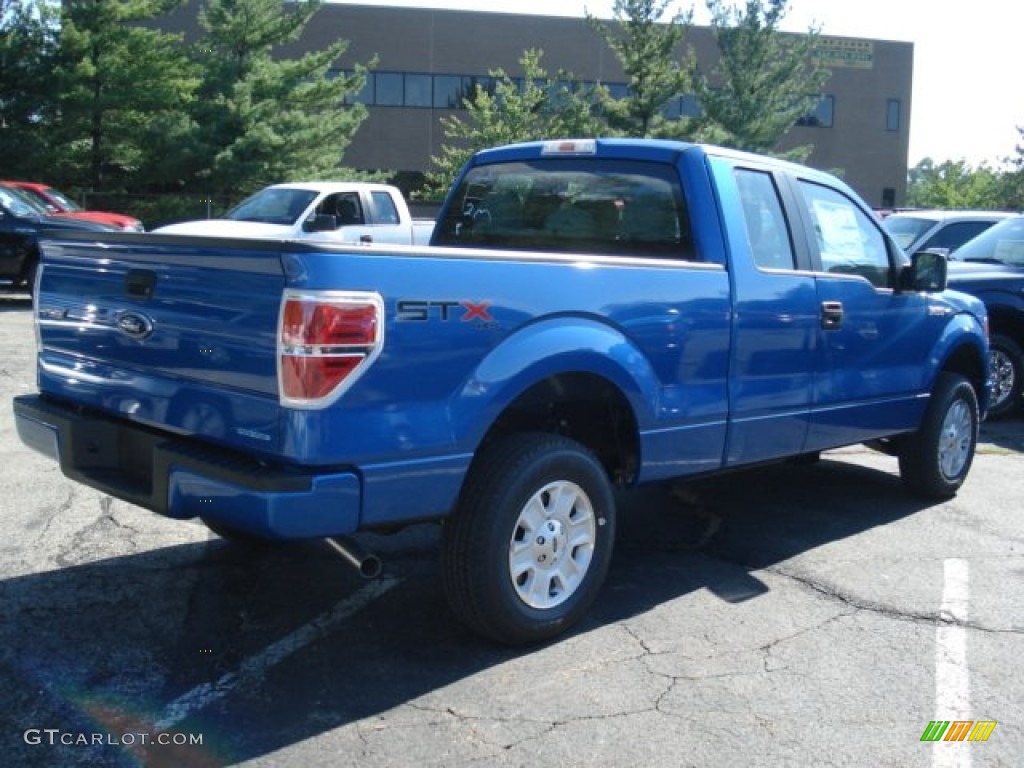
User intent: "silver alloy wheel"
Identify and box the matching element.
[990,348,1016,410]
[938,398,973,480]
[508,480,597,610]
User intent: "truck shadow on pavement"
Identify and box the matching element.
[1,455,937,767]
[0,294,32,312]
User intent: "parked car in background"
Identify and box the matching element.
[0,185,117,295]
[154,182,434,245]
[883,209,1016,256]
[2,180,144,232]
[945,215,1024,417]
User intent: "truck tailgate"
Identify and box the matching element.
[34,232,288,457]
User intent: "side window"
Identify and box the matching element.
[798,181,893,288]
[735,169,796,270]
[370,190,401,225]
[920,220,993,253]
[319,192,364,226]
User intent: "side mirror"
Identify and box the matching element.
[901,249,948,292]
[303,214,337,233]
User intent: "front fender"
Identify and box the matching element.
[449,315,661,449]
[930,305,990,415]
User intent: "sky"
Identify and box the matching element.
[333,0,1023,168]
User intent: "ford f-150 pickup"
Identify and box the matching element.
[13,139,990,644]
[154,181,434,245]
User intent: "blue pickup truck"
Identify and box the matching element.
[13,139,989,644]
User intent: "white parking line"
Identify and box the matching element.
[155,576,401,730]
[934,558,969,768]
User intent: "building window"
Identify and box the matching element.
[796,95,834,127]
[881,187,895,208]
[886,99,901,131]
[405,74,432,107]
[375,73,404,106]
[662,94,701,120]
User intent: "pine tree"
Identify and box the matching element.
[587,0,694,138]
[190,0,375,199]
[0,0,60,177]
[52,0,199,189]
[420,49,606,200]
[693,0,829,159]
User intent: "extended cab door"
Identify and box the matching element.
[712,159,820,465]
[787,177,938,448]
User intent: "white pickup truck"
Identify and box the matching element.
[155,182,434,245]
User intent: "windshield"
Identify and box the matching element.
[225,188,318,225]
[41,186,83,212]
[950,215,1024,266]
[0,186,45,217]
[881,215,936,250]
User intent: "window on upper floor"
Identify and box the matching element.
[886,99,901,131]
[796,95,834,128]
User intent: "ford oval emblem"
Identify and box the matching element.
[117,312,154,339]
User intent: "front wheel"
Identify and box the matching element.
[442,433,617,645]
[987,334,1023,419]
[898,373,979,499]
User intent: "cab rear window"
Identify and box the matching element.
[433,158,696,260]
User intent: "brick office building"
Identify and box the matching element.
[169,3,914,206]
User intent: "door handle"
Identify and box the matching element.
[821,300,843,330]
[360,234,373,244]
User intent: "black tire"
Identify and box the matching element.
[442,432,617,645]
[22,256,39,298]
[898,373,979,499]
[987,334,1023,419]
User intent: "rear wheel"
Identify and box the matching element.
[898,373,978,499]
[442,433,617,645]
[22,256,39,298]
[987,334,1022,419]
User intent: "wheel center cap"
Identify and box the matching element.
[533,519,568,568]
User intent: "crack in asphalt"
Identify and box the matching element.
[55,494,140,567]
[763,563,1024,636]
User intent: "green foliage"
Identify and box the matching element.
[907,158,1009,210]
[587,0,694,138]
[1,0,373,225]
[418,49,607,200]
[692,0,829,158]
[1000,126,1024,210]
[52,0,199,189]
[189,0,375,198]
[0,0,60,175]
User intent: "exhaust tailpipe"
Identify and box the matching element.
[325,536,382,579]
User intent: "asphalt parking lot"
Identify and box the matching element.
[1,293,1021,767]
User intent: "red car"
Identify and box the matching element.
[2,180,144,231]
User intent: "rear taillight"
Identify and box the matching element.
[278,291,384,407]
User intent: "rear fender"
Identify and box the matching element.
[448,316,659,450]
